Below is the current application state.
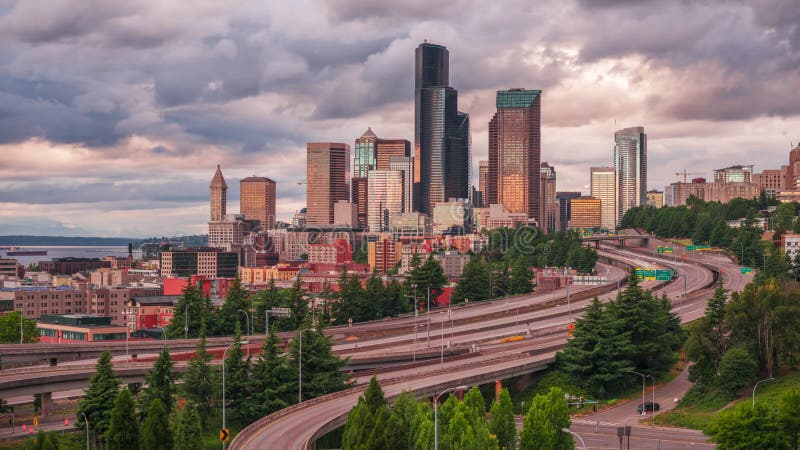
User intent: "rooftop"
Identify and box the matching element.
[496,89,541,108]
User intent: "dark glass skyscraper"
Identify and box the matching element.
[414,42,470,214]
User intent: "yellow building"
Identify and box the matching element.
[569,197,602,229]
[239,264,300,284]
[646,190,664,208]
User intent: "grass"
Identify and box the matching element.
[658,368,800,432]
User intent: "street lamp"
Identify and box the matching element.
[19,312,23,345]
[646,374,655,427]
[80,412,90,450]
[427,286,431,348]
[752,377,775,406]
[439,312,445,367]
[434,385,468,450]
[561,428,587,450]
[237,309,251,357]
[630,371,646,416]
[222,340,249,450]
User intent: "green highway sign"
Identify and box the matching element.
[656,270,673,280]
[740,267,753,275]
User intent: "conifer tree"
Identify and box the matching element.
[182,323,215,428]
[138,348,176,418]
[172,402,203,450]
[246,325,293,421]
[140,398,172,450]
[77,350,121,442]
[104,389,139,450]
[224,322,250,423]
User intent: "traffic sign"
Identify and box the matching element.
[740,267,753,275]
[220,428,231,442]
[33,416,38,428]
[655,270,672,280]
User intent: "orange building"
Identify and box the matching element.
[569,197,601,229]
[240,176,277,230]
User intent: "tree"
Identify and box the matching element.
[342,398,373,450]
[105,389,139,450]
[509,258,533,295]
[172,402,203,450]
[77,350,121,442]
[363,376,387,414]
[708,402,788,450]
[224,322,250,423]
[246,325,293,421]
[213,278,250,336]
[519,387,572,450]
[0,312,39,343]
[687,285,729,386]
[286,316,350,402]
[445,401,499,450]
[138,348,176,418]
[140,398,172,450]
[167,281,211,338]
[451,257,490,303]
[462,387,486,426]
[779,390,800,450]
[391,391,420,449]
[716,345,759,395]
[406,255,448,305]
[490,388,517,450]
[181,324,215,428]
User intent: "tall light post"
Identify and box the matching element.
[80,412,90,450]
[19,312,23,344]
[647,374,656,426]
[739,242,744,265]
[630,371,646,416]
[222,340,249,450]
[439,312,445,367]
[184,302,188,340]
[426,286,431,348]
[561,428,587,450]
[566,283,572,321]
[237,309,251,357]
[434,385,468,450]
[752,377,775,406]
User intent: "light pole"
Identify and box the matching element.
[80,412,90,450]
[561,428,587,450]
[184,302,188,340]
[752,377,775,406]
[739,242,744,265]
[222,340,249,450]
[125,327,129,363]
[237,309,251,357]
[427,286,431,348]
[566,283,571,321]
[647,374,656,427]
[440,312,445,367]
[631,371,646,416]
[434,385,468,450]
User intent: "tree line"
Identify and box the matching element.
[342,377,573,450]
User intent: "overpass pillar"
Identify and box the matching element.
[40,392,52,417]
[495,380,502,402]
[595,241,600,249]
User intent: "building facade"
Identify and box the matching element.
[590,167,617,230]
[40,258,111,275]
[540,162,557,231]
[210,165,227,222]
[646,190,664,208]
[488,89,542,226]
[240,176,277,230]
[569,197,602,229]
[354,128,378,178]
[368,170,405,232]
[307,142,350,226]
[614,127,647,225]
[556,192,582,231]
[160,248,239,278]
[714,165,753,184]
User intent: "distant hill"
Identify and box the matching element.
[0,235,208,247]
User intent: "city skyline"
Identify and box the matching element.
[1,1,799,237]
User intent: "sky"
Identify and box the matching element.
[0,0,799,237]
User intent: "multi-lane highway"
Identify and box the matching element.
[230,246,733,449]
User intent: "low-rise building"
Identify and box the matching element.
[239,264,301,283]
[37,314,128,344]
[102,256,133,270]
[485,204,529,229]
[646,190,664,208]
[308,239,352,265]
[160,247,239,278]
[432,251,470,279]
[0,259,21,278]
[433,199,471,234]
[782,233,800,262]
[40,258,111,275]
[125,296,178,331]
[368,238,402,274]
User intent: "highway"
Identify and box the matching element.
[230,246,732,449]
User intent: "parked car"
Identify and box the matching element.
[637,402,660,413]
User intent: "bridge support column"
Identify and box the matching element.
[595,241,600,249]
[495,380,502,402]
[40,392,52,417]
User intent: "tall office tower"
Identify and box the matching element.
[390,156,414,213]
[540,162,557,231]
[352,177,368,229]
[307,142,350,226]
[478,160,489,206]
[487,89,542,226]
[556,192,582,231]
[376,139,411,171]
[354,128,378,178]
[591,166,617,230]
[614,127,647,225]
[240,176,277,230]
[210,165,227,222]
[414,42,468,214]
[368,171,404,232]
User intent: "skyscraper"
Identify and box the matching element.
[240,176,276,230]
[368,171,404,232]
[591,166,617,230]
[478,160,489,202]
[376,138,411,171]
[307,142,350,226]
[352,177,368,229]
[389,156,414,213]
[210,165,227,222]
[487,89,542,226]
[614,127,647,225]
[354,128,378,178]
[540,162,557,231]
[414,42,469,214]
[556,191,582,231]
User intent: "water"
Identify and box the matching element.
[0,246,143,267]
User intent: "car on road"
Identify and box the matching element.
[637,402,660,413]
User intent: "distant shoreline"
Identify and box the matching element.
[0,235,208,247]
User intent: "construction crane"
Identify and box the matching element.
[675,169,703,183]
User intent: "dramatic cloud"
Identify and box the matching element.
[0,0,798,236]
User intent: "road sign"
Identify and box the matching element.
[220,428,230,442]
[656,270,672,281]
[740,267,753,275]
[33,416,38,428]
[644,269,656,280]
[269,307,292,316]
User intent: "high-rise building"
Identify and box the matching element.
[354,128,378,178]
[556,192,581,231]
[488,89,542,226]
[307,142,350,226]
[614,127,647,225]
[240,176,276,230]
[389,156,414,213]
[478,160,489,207]
[376,139,411,171]
[714,165,753,183]
[351,177,368,229]
[414,42,469,214]
[210,165,227,222]
[540,162,557,231]
[367,171,404,232]
[591,167,616,230]
[569,197,601,229]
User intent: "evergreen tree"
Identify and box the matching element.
[509,257,533,295]
[451,257,491,303]
[687,285,729,386]
[246,325,293,421]
[285,277,309,330]
[138,348,176,418]
[104,389,139,450]
[462,387,486,425]
[181,324,215,428]
[779,390,800,450]
[167,281,211,338]
[490,388,517,450]
[286,315,350,401]
[140,398,172,450]
[444,402,499,450]
[77,350,121,442]
[363,376,387,414]
[214,278,250,336]
[519,387,572,450]
[172,402,203,450]
[224,322,250,423]
[406,255,448,305]
[490,262,510,298]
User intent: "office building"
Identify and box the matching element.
[540,162,557,231]
[714,165,753,184]
[240,176,277,230]
[478,160,489,206]
[0,259,20,278]
[368,238,402,274]
[40,258,111,275]
[414,42,469,214]
[570,197,602,229]
[488,89,542,226]
[307,142,350,225]
[754,168,788,196]
[333,200,357,228]
[433,199,471,234]
[368,171,404,232]
[354,128,378,178]
[614,127,647,225]
[556,192,582,231]
[352,177,368,229]
[646,190,664,208]
[665,179,762,206]
[208,214,250,249]
[389,156,414,213]
[210,165,227,222]
[590,167,616,230]
[160,248,239,278]
[376,138,412,171]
